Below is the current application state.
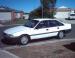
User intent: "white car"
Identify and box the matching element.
[3,18,72,45]
[69,14,75,19]
[66,14,75,20]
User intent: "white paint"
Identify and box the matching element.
[0,12,11,21]
[4,19,71,40]
[31,32,58,39]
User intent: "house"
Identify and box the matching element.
[23,13,29,19]
[15,10,24,19]
[0,6,24,23]
[54,6,71,19]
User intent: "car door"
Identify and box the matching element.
[30,20,49,39]
[47,20,64,37]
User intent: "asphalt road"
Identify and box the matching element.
[0,24,75,48]
[65,24,75,39]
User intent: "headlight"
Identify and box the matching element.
[7,34,14,37]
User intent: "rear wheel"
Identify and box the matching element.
[20,35,29,45]
[57,31,64,39]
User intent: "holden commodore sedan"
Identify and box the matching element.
[3,18,71,45]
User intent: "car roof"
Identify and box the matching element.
[33,18,57,21]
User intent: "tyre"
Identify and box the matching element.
[20,35,29,45]
[57,31,64,39]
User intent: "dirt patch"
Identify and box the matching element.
[63,42,75,52]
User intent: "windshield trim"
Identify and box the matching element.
[34,21,41,29]
[24,20,39,28]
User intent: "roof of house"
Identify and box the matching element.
[0,6,24,13]
[59,6,68,9]
[0,6,14,12]
[56,6,71,12]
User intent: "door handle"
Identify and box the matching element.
[57,27,59,29]
[46,29,49,31]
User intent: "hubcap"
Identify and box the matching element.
[59,32,64,39]
[21,36,28,44]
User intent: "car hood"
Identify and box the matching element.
[4,26,31,34]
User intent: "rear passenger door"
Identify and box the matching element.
[47,20,64,37]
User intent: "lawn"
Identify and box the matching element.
[14,19,26,24]
[0,19,26,25]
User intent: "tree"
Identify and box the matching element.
[29,0,56,19]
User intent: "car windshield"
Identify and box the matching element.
[24,20,39,28]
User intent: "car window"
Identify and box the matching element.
[24,20,39,28]
[48,20,63,27]
[70,14,75,16]
[36,21,48,29]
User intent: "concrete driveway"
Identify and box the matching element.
[5,39,75,58]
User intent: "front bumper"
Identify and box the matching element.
[3,33,20,39]
[2,37,18,44]
[2,33,21,43]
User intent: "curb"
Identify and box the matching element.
[0,50,20,58]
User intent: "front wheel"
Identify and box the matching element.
[20,35,29,45]
[57,31,64,39]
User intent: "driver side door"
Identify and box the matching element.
[30,20,49,39]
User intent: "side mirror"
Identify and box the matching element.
[34,27,39,29]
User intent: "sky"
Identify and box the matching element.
[0,0,75,13]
